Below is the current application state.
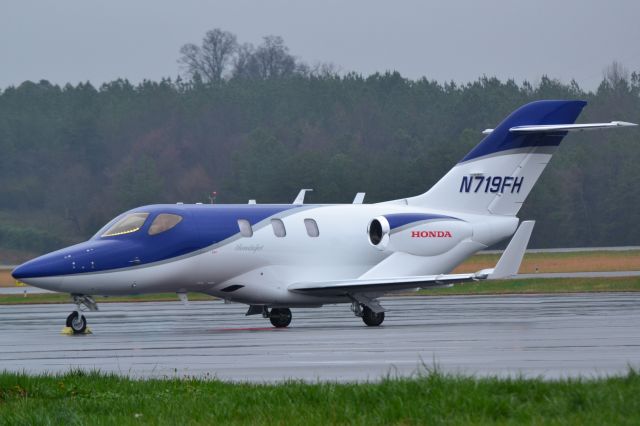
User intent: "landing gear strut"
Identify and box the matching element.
[269,308,292,328]
[66,294,98,334]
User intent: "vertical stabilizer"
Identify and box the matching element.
[408,100,587,215]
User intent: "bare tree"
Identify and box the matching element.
[181,30,305,81]
[232,36,299,79]
[232,43,260,79]
[254,36,296,79]
[603,61,629,90]
[179,29,238,82]
[309,62,340,78]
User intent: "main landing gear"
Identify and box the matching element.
[246,305,292,328]
[269,308,292,328]
[66,294,98,334]
[351,300,385,326]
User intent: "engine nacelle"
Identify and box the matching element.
[367,214,472,256]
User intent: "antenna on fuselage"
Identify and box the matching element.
[209,191,217,204]
[293,189,313,204]
[352,192,366,204]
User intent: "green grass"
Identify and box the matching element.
[420,276,640,296]
[0,369,639,425]
[470,249,640,264]
[456,249,640,273]
[1,277,639,305]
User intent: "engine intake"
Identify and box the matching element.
[368,216,390,249]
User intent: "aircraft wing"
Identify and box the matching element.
[288,272,483,295]
[289,221,535,296]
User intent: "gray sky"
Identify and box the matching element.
[1,0,639,91]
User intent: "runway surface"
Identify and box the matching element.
[1,293,639,382]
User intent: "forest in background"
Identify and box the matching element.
[1,30,639,262]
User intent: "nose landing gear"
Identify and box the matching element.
[66,311,87,334]
[64,294,98,335]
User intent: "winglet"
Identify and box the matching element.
[488,220,535,279]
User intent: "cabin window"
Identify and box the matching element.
[148,213,183,235]
[102,213,149,237]
[237,219,253,237]
[304,218,319,237]
[271,218,286,237]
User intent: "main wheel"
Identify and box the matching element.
[362,306,384,326]
[269,308,292,328]
[66,311,87,334]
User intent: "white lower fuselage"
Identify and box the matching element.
[23,204,518,307]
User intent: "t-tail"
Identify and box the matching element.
[408,100,637,215]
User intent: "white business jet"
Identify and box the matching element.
[12,100,637,333]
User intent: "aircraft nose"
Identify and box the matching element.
[11,256,64,281]
[11,256,65,291]
[11,263,31,280]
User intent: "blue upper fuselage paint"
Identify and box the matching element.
[383,213,460,230]
[460,100,586,163]
[12,204,299,279]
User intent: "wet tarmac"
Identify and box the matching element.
[1,294,639,382]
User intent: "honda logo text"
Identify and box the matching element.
[411,231,452,238]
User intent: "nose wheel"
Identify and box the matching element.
[63,294,98,334]
[66,311,87,334]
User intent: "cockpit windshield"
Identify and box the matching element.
[148,213,183,235]
[102,213,149,237]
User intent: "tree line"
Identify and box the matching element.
[0,30,639,260]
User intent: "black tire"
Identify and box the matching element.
[66,311,87,334]
[269,308,292,328]
[362,306,384,326]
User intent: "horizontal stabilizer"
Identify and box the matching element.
[482,121,637,135]
[509,121,637,133]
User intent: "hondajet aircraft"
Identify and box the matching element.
[12,100,637,333]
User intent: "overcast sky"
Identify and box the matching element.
[1,0,639,91]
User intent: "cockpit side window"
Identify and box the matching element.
[102,213,149,237]
[148,213,183,236]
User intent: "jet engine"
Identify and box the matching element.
[367,214,472,256]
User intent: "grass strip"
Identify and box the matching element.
[0,292,216,305]
[420,276,640,296]
[0,369,639,425]
[2,277,639,305]
[454,249,640,273]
